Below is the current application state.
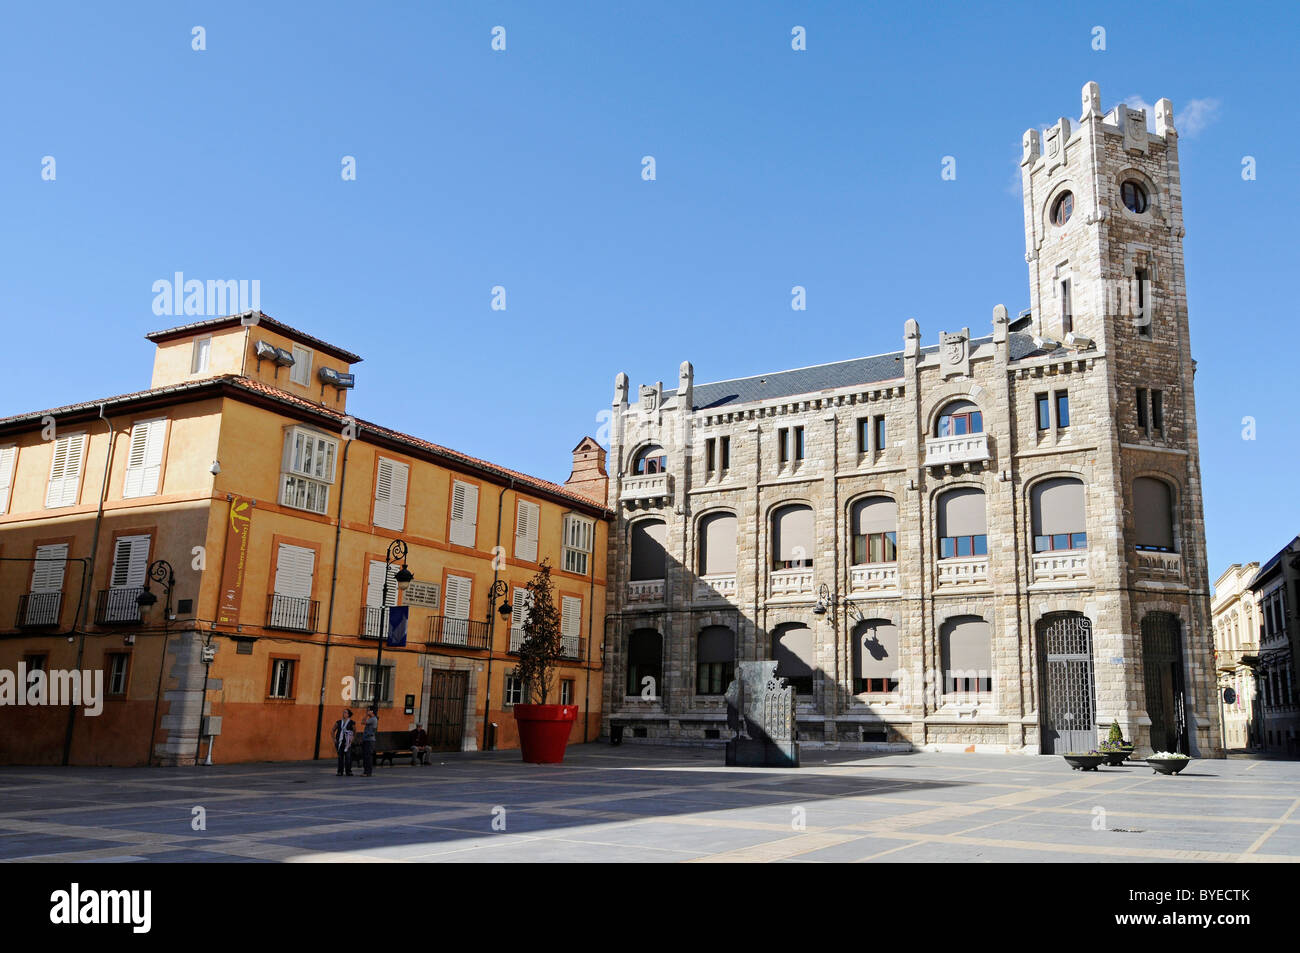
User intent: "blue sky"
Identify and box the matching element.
[1,1,1296,578]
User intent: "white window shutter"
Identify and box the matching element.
[31,543,69,592]
[110,535,151,588]
[274,544,315,598]
[515,500,539,562]
[46,433,86,507]
[0,446,16,515]
[445,575,472,619]
[366,559,399,607]
[373,458,408,531]
[124,419,165,498]
[450,481,479,548]
[562,596,581,639]
[511,586,533,629]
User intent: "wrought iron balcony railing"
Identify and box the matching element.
[16,592,62,629]
[266,594,319,633]
[96,588,144,625]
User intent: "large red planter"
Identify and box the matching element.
[512,704,579,763]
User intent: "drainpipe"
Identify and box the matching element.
[483,478,514,750]
[582,518,598,742]
[62,403,113,766]
[314,424,357,759]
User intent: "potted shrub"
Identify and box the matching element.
[1099,719,1135,766]
[1146,751,1192,775]
[511,561,579,764]
[1062,750,1107,771]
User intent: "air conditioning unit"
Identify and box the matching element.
[317,366,356,389]
[254,340,278,360]
[201,716,222,737]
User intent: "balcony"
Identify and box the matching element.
[924,432,990,468]
[426,615,490,650]
[266,594,319,633]
[848,563,899,593]
[1031,549,1089,584]
[694,574,737,602]
[627,579,665,605]
[769,568,815,598]
[96,588,145,625]
[16,592,62,628]
[620,473,672,506]
[935,556,990,587]
[508,626,583,659]
[1136,550,1182,580]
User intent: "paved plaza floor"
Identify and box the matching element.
[2,744,1298,863]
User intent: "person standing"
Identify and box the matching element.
[362,706,378,776]
[331,708,356,776]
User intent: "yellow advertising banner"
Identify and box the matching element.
[217,496,253,625]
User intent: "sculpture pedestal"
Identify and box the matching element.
[726,737,799,768]
[724,661,800,769]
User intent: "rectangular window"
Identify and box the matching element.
[1055,391,1070,428]
[356,663,393,705]
[505,672,524,706]
[106,653,130,696]
[22,653,47,674]
[696,661,733,696]
[514,499,540,562]
[123,418,167,498]
[940,535,987,558]
[778,428,789,466]
[719,436,730,471]
[705,438,716,474]
[794,426,805,461]
[1036,393,1050,430]
[562,513,595,576]
[857,418,869,454]
[269,658,296,699]
[26,542,68,627]
[372,457,409,531]
[45,432,87,508]
[104,534,151,622]
[191,337,212,374]
[271,543,316,630]
[290,345,312,386]
[0,445,16,515]
[1136,388,1149,433]
[874,416,886,451]
[1152,389,1164,435]
[856,677,899,694]
[1135,268,1151,336]
[364,559,400,637]
[561,595,582,655]
[449,480,479,548]
[280,428,338,515]
[851,531,897,565]
[560,679,574,705]
[1060,278,1073,334]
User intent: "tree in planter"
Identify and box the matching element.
[515,560,564,705]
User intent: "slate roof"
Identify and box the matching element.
[664,332,1047,411]
[1249,536,1300,590]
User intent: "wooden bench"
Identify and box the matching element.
[350,730,418,768]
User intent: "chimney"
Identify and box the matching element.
[564,436,608,505]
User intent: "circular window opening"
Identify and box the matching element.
[1050,191,1073,226]
[1121,180,1149,213]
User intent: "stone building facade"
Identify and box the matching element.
[599,82,1221,757]
[1211,562,1261,750]
[1248,537,1300,755]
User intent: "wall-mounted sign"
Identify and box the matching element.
[217,496,253,625]
[403,581,441,610]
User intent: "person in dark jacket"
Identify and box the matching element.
[331,708,356,776]
[411,725,431,765]
[361,706,378,776]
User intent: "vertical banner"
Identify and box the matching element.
[387,605,409,647]
[217,496,253,625]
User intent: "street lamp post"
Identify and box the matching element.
[137,560,175,767]
[373,539,413,717]
[482,579,512,750]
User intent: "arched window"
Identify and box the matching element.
[629,519,667,580]
[1051,191,1073,226]
[1121,180,1149,213]
[850,496,898,565]
[854,619,900,694]
[937,488,987,559]
[1133,477,1176,552]
[698,512,737,577]
[772,623,815,695]
[696,626,734,696]
[772,504,814,569]
[1031,477,1087,552]
[936,400,983,437]
[632,445,667,474]
[940,616,992,694]
[626,629,663,698]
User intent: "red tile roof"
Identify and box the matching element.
[145,312,363,364]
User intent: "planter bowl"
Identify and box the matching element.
[1146,757,1191,775]
[512,704,579,764]
[1102,747,1134,766]
[1062,754,1107,772]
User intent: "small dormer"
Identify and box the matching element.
[145,312,363,411]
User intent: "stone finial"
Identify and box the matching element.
[1155,98,1176,137]
[1021,128,1041,165]
[992,304,1009,343]
[679,361,693,386]
[614,372,629,406]
[904,318,920,358]
[1082,81,1102,119]
[678,361,694,410]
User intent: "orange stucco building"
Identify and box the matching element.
[0,312,610,766]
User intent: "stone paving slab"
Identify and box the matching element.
[2,745,1298,863]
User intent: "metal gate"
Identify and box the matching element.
[1039,614,1097,754]
[426,670,468,751]
[1142,612,1188,753]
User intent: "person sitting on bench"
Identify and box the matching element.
[411,725,431,765]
